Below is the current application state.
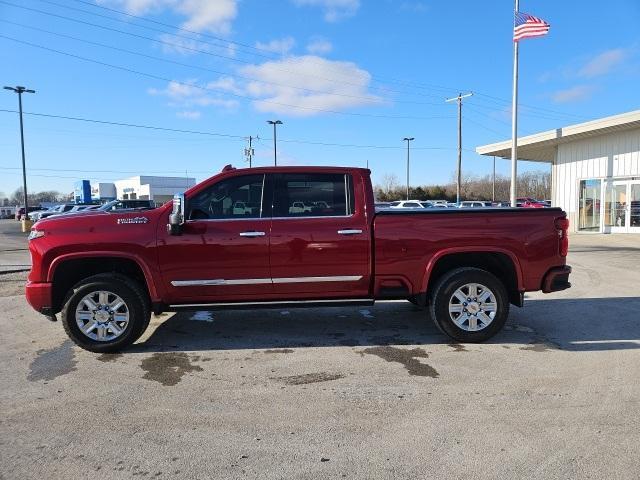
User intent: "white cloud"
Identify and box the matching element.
[292,0,360,22]
[157,34,237,57]
[240,55,381,116]
[306,37,332,55]
[551,85,595,103]
[99,0,238,33]
[578,48,626,78]
[206,76,244,95]
[255,37,296,56]
[148,79,238,110]
[176,110,202,119]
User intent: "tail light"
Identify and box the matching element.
[555,217,569,256]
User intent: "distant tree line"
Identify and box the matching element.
[374,171,551,202]
[7,187,68,205]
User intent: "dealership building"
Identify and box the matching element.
[477,110,640,234]
[74,175,196,205]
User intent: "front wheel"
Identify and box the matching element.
[61,274,150,353]
[429,267,509,343]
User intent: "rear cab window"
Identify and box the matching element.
[272,173,355,218]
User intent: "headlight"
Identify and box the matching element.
[28,230,45,241]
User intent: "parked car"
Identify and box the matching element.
[37,203,82,221]
[15,206,42,221]
[45,204,100,219]
[459,201,493,208]
[517,197,547,208]
[98,199,156,211]
[389,200,425,209]
[26,165,571,353]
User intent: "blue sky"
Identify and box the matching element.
[1,0,639,196]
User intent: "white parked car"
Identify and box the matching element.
[458,201,493,208]
[389,200,426,209]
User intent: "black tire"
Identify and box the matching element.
[61,273,150,353]
[429,267,509,343]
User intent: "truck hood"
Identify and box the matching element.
[32,207,166,240]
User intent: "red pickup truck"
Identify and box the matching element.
[26,166,571,352]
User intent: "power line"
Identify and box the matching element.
[0,33,457,121]
[0,1,447,102]
[2,0,585,122]
[0,108,472,151]
[0,19,447,109]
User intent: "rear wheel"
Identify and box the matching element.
[429,267,509,343]
[61,274,150,353]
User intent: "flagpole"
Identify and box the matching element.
[510,0,519,207]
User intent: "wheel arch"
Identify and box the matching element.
[49,253,158,314]
[421,249,523,306]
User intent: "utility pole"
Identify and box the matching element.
[244,135,257,168]
[267,120,282,166]
[445,92,473,205]
[492,156,496,203]
[403,137,414,200]
[4,85,35,227]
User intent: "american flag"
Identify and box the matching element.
[513,12,550,42]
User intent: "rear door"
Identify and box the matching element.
[268,172,370,298]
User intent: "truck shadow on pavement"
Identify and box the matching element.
[129,297,640,353]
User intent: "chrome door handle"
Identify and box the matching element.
[337,229,363,235]
[239,231,266,237]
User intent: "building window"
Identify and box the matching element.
[578,179,601,231]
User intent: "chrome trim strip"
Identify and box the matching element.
[171,275,363,287]
[337,229,363,235]
[171,278,271,287]
[239,231,266,237]
[169,298,373,308]
[272,275,362,284]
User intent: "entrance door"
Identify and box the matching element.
[604,181,628,233]
[604,181,640,233]
[629,182,640,233]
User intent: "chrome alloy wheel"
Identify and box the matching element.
[75,290,130,341]
[448,283,497,332]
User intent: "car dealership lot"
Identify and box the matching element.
[1,227,639,479]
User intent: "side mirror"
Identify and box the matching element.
[168,193,185,236]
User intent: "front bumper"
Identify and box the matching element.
[541,265,572,293]
[25,281,53,314]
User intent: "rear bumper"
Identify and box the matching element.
[542,265,572,293]
[25,281,53,314]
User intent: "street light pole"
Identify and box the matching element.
[445,92,473,205]
[403,137,414,200]
[4,85,35,223]
[267,120,282,166]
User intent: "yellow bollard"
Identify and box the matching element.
[21,218,33,233]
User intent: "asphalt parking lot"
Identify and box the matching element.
[1,219,639,479]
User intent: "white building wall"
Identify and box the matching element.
[114,176,196,203]
[552,128,640,232]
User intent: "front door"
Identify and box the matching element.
[268,172,371,299]
[157,173,272,304]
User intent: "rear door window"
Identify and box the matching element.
[273,173,354,218]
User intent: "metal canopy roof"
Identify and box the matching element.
[475,109,640,163]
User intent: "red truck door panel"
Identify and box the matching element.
[268,172,370,298]
[157,174,272,303]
